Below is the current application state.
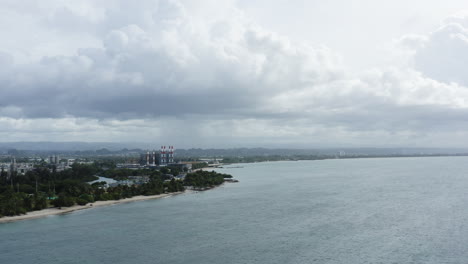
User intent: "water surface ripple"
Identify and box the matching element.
[1,157,468,264]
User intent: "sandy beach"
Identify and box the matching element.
[0,192,185,224]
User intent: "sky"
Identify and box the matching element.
[2,0,468,148]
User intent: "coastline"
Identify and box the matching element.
[0,191,185,224]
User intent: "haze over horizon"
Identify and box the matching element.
[2,0,468,148]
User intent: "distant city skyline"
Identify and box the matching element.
[2,0,468,147]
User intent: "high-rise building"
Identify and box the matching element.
[140,145,175,167]
[49,155,60,165]
[8,157,16,179]
[168,146,174,164]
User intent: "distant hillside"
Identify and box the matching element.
[1,142,468,157]
[175,147,468,157]
[0,142,143,152]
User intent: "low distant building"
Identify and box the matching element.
[175,174,186,180]
[55,163,71,172]
[1,159,34,176]
[116,163,142,169]
[198,158,223,167]
[128,176,150,184]
[77,161,95,165]
[108,176,151,187]
[169,163,192,172]
[17,163,34,175]
[0,163,11,177]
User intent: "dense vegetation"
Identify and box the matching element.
[0,163,230,217]
[184,170,232,189]
[191,162,208,170]
[100,165,188,180]
[0,163,100,216]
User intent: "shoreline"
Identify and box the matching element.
[0,191,185,224]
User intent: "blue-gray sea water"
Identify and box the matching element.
[2,157,468,264]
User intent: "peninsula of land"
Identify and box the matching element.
[0,158,233,222]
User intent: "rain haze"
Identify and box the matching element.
[2,0,468,148]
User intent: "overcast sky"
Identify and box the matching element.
[2,0,468,148]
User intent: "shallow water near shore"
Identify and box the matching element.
[2,157,468,264]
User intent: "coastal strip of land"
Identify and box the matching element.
[0,192,185,224]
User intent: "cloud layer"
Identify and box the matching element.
[1,0,468,147]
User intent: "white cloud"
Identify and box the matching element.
[400,14,468,86]
[1,1,468,147]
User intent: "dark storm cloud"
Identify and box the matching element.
[0,0,342,120]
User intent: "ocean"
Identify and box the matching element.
[2,157,468,264]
